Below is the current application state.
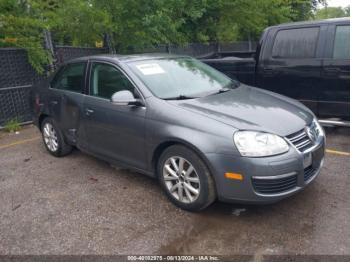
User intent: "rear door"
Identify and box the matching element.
[49,62,87,145]
[320,23,350,118]
[257,26,325,114]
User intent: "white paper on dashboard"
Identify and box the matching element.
[135,63,165,75]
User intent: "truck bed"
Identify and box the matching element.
[201,57,256,86]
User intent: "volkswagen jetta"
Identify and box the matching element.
[32,54,325,211]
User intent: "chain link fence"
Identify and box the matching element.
[0,48,44,88]
[0,85,32,127]
[0,46,108,127]
[219,41,257,52]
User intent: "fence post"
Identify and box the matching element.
[216,42,221,54]
[43,30,55,73]
[248,33,252,52]
[104,34,115,54]
[166,44,171,54]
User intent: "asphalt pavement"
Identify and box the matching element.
[0,125,349,255]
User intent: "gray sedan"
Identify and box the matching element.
[32,54,325,211]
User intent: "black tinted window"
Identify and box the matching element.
[90,63,134,99]
[51,63,85,93]
[333,25,350,59]
[272,27,319,58]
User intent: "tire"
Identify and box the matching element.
[158,145,216,211]
[41,117,72,157]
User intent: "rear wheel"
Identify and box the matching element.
[158,145,216,211]
[41,117,72,157]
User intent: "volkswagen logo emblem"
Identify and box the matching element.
[305,126,317,143]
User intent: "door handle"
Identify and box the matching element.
[50,100,58,105]
[85,108,94,116]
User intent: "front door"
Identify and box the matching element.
[320,24,350,119]
[83,62,147,170]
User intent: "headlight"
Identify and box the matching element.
[234,131,289,157]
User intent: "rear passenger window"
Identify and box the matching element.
[272,27,319,58]
[51,63,85,93]
[333,25,350,59]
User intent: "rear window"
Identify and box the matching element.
[333,25,350,59]
[272,27,319,59]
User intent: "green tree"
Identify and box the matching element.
[50,0,111,46]
[1,0,327,72]
[288,0,326,21]
[346,6,350,16]
[0,0,53,74]
[315,6,347,19]
[215,0,292,41]
[93,0,201,51]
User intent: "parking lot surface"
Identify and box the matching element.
[0,125,349,255]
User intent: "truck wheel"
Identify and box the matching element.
[158,145,216,211]
[41,117,72,157]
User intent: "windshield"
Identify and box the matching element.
[127,57,238,99]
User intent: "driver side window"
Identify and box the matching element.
[90,63,135,99]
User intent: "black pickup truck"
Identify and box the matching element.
[202,18,350,120]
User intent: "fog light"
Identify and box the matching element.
[225,172,243,181]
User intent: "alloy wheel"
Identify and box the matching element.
[43,122,59,152]
[163,156,201,203]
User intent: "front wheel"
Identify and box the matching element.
[158,145,216,211]
[41,117,72,157]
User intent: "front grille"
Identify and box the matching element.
[252,174,298,195]
[286,123,318,152]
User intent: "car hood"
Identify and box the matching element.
[170,85,314,136]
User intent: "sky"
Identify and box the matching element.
[326,0,350,8]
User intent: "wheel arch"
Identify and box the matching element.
[151,139,217,184]
[38,113,50,130]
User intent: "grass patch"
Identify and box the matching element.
[4,119,21,133]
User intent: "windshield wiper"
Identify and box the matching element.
[207,87,232,97]
[217,88,231,93]
[207,81,240,96]
[163,95,198,100]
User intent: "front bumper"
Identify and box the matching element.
[206,136,325,204]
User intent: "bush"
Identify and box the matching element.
[4,119,21,133]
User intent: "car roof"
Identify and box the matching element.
[267,17,350,29]
[67,53,189,64]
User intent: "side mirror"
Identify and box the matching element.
[111,90,143,106]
